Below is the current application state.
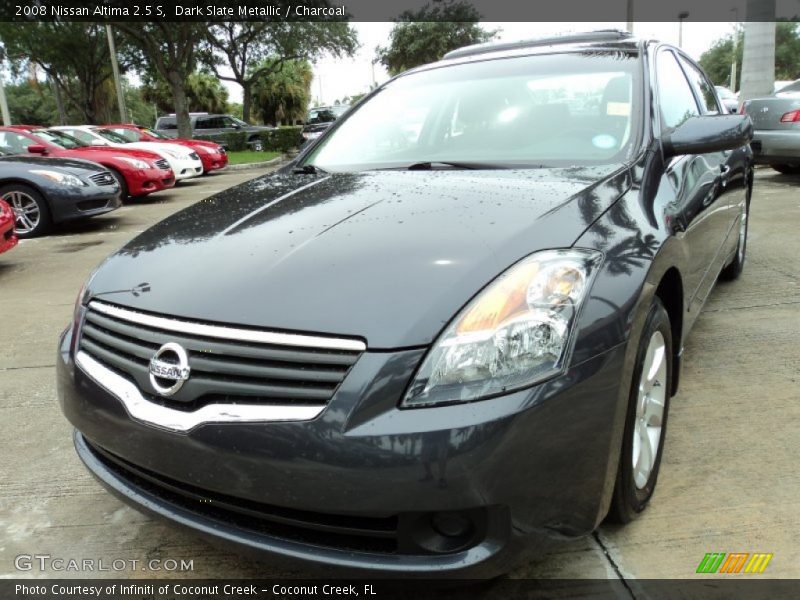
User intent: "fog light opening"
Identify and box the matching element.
[410,511,477,554]
[432,512,472,538]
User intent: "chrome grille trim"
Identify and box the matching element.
[154,158,170,170]
[89,172,115,186]
[88,300,366,351]
[76,351,324,432]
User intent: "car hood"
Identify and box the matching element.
[0,155,108,175]
[66,146,164,161]
[124,141,194,157]
[87,166,629,349]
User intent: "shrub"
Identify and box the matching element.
[195,126,302,153]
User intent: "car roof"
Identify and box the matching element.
[404,30,648,78]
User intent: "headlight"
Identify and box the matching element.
[402,249,603,408]
[30,169,85,186]
[162,148,189,159]
[115,157,150,169]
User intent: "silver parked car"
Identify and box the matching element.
[715,86,739,114]
[741,79,800,175]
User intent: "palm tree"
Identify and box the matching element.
[252,60,313,126]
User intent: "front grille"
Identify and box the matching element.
[76,199,110,212]
[84,437,398,553]
[78,301,363,408]
[89,172,115,186]
[188,152,199,160]
[154,158,170,170]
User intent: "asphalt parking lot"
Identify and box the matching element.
[1,167,798,582]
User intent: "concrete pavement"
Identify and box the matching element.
[0,167,798,583]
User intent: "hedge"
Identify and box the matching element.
[195,126,302,153]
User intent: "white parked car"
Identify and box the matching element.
[49,126,204,180]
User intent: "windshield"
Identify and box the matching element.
[142,127,168,139]
[96,128,134,144]
[37,130,87,149]
[775,80,800,95]
[307,52,641,171]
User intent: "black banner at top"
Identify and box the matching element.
[2,0,800,22]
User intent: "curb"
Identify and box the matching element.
[223,155,287,172]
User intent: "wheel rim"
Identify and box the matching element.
[4,191,40,234]
[737,201,748,264]
[632,330,667,489]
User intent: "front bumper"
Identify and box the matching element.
[751,129,800,164]
[0,217,17,254]
[167,156,204,180]
[57,322,629,576]
[48,186,123,225]
[199,151,229,172]
[127,167,176,197]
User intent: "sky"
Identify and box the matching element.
[218,21,738,107]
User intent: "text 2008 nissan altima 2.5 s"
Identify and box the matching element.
[57,31,753,577]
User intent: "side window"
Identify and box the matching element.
[0,132,31,154]
[656,50,700,129]
[65,130,95,143]
[112,128,140,142]
[679,56,720,115]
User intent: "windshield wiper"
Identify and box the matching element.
[407,161,483,170]
[292,164,328,175]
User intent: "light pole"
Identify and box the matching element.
[678,11,689,48]
[105,25,127,123]
[730,9,739,91]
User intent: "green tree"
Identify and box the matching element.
[376,0,497,75]
[141,72,230,116]
[117,23,209,138]
[700,22,800,90]
[0,22,126,123]
[201,22,358,122]
[4,81,59,125]
[252,60,313,126]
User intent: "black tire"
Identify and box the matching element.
[771,164,800,175]
[607,298,673,524]
[107,167,129,201]
[0,183,52,238]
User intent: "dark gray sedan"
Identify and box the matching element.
[58,31,753,577]
[742,79,800,174]
[0,154,121,237]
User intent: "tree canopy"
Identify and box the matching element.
[201,22,358,122]
[0,22,129,123]
[699,22,800,90]
[376,0,497,75]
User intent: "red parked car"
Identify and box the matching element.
[0,127,175,199]
[103,124,229,173]
[0,199,18,255]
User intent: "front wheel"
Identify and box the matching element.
[607,298,673,524]
[249,138,264,152]
[0,184,52,238]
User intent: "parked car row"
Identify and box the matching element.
[0,124,228,241]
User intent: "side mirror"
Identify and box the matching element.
[27,144,47,154]
[663,115,753,158]
[230,123,241,129]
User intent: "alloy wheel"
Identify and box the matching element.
[4,190,40,235]
[632,330,667,489]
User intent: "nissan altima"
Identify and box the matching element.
[57,31,753,577]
